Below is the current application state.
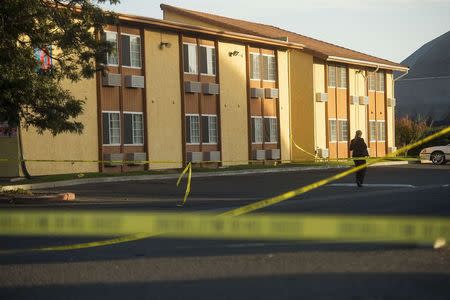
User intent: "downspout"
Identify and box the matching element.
[287,49,293,162]
[392,68,409,149]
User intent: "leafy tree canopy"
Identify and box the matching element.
[0,0,118,135]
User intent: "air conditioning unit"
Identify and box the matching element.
[252,150,266,160]
[315,92,328,103]
[388,147,397,153]
[102,73,122,87]
[203,151,221,162]
[265,88,279,99]
[250,88,264,99]
[186,152,203,163]
[103,153,124,167]
[387,98,396,107]
[317,148,329,159]
[184,81,202,93]
[266,149,281,160]
[124,75,145,88]
[126,152,147,165]
[202,83,220,95]
[350,96,359,105]
[359,96,369,105]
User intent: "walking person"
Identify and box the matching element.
[349,130,369,187]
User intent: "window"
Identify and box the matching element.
[338,120,348,142]
[329,119,337,142]
[185,115,200,144]
[102,112,120,145]
[263,55,276,81]
[183,44,198,74]
[264,117,278,143]
[104,32,118,65]
[328,65,336,87]
[250,53,260,80]
[376,72,385,92]
[200,46,216,76]
[201,115,218,144]
[251,117,263,143]
[369,121,377,142]
[368,73,376,91]
[124,113,144,145]
[121,34,141,68]
[337,66,347,88]
[377,121,386,141]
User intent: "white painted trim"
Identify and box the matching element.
[183,42,198,46]
[199,44,215,49]
[327,56,409,72]
[102,110,120,114]
[262,53,276,57]
[200,73,216,77]
[102,144,121,147]
[123,111,144,115]
[121,32,141,38]
[186,113,200,117]
[201,114,218,117]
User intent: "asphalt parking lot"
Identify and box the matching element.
[0,164,449,299]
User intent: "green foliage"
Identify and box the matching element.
[0,0,118,135]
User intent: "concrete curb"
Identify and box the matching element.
[0,192,76,204]
[1,165,349,191]
[0,161,411,192]
[369,161,410,167]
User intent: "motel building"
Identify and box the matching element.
[0,4,408,177]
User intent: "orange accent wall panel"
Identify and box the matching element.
[263,99,277,117]
[201,96,218,115]
[336,88,348,119]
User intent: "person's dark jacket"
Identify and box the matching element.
[349,137,369,158]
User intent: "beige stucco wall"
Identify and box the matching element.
[277,50,291,161]
[0,136,19,177]
[163,11,224,31]
[290,50,315,161]
[145,30,183,169]
[218,42,248,166]
[20,76,99,176]
[386,72,394,149]
[313,61,326,150]
[349,68,368,141]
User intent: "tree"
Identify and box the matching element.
[395,116,430,156]
[0,0,118,134]
[0,0,118,177]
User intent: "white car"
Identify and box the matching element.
[420,144,450,165]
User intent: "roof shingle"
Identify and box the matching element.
[161,4,406,70]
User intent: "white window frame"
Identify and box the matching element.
[103,111,121,146]
[338,119,349,143]
[200,45,216,77]
[369,120,377,142]
[368,73,376,91]
[201,114,218,145]
[121,33,141,69]
[262,54,276,82]
[104,31,118,66]
[376,72,385,92]
[251,116,263,144]
[329,118,337,143]
[250,52,261,80]
[265,116,278,144]
[337,66,348,89]
[123,111,144,146]
[377,120,386,142]
[183,43,198,75]
[328,65,336,87]
[186,114,200,145]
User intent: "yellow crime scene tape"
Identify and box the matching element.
[0,211,449,244]
[0,126,449,254]
[291,135,317,159]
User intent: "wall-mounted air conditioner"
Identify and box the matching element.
[350,96,359,105]
[252,150,266,160]
[387,98,396,107]
[187,152,203,163]
[202,83,220,95]
[184,81,202,94]
[317,148,329,159]
[124,75,145,88]
[315,92,328,103]
[266,149,281,160]
[103,153,124,167]
[203,151,221,162]
[388,147,397,153]
[126,152,147,165]
[102,73,122,87]
[250,88,264,99]
[359,96,369,105]
[265,88,279,99]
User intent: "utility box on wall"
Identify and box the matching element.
[184,81,202,94]
[102,73,122,87]
[125,75,145,88]
[315,93,328,102]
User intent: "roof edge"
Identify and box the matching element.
[327,56,408,72]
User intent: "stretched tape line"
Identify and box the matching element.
[176,162,192,206]
[0,211,449,244]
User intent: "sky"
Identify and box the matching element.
[102,0,450,63]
